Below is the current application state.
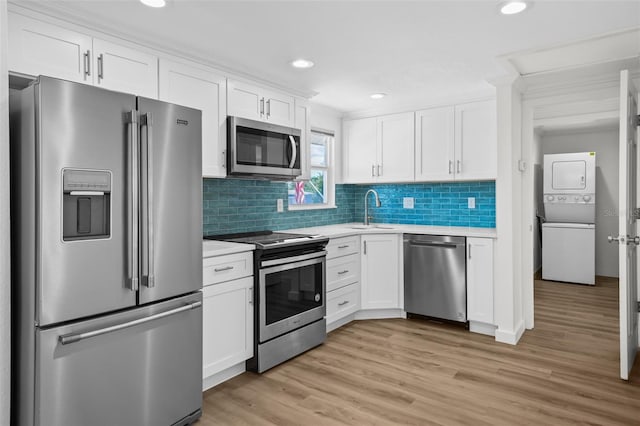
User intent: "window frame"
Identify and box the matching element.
[287,128,336,211]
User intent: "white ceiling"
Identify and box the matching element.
[16,0,640,113]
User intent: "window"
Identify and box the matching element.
[288,130,335,209]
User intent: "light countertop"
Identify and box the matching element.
[203,223,496,258]
[285,223,497,239]
[203,240,255,258]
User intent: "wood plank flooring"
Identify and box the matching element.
[199,277,640,425]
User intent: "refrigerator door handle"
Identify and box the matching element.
[58,301,203,345]
[141,113,155,288]
[126,111,139,291]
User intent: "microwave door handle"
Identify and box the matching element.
[288,135,297,169]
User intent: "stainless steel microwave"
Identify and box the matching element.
[227,116,302,180]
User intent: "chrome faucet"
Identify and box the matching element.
[364,189,381,226]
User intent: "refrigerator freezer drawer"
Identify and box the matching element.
[31,293,202,426]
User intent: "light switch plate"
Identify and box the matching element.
[468,197,476,209]
[277,199,284,212]
[403,197,414,209]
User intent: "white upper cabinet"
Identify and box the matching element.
[295,98,311,181]
[415,100,496,182]
[377,112,415,183]
[8,13,93,84]
[8,13,158,98]
[343,112,415,183]
[415,106,455,181]
[344,117,377,182]
[93,38,158,99]
[159,59,227,178]
[227,80,294,127]
[454,100,497,181]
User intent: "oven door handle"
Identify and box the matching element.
[261,250,326,268]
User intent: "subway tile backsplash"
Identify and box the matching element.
[202,179,495,235]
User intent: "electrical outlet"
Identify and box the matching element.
[277,199,284,212]
[468,197,476,209]
[403,197,414,209]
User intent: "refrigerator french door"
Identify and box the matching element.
[11,76,203,426]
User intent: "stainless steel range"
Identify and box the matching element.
[205,231,329,372]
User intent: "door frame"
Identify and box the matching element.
[520,72,640,334]
[520,75,624,330]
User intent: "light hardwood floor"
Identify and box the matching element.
[200,277,640,425]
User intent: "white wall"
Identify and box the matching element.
[541,128,620,277]
[494,77,525,345]
[1,1,12,424]
[309,103,344,183]
[532,130,543,272]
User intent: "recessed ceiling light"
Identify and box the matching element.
[140,0,166,8]
[291,59,314,69]
[370,93,386,100]
[500,1,528,15]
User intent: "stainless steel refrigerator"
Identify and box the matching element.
[10,76,203,426]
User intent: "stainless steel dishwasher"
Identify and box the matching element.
[404,234,467,323]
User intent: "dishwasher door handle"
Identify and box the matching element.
[409,241,461,249]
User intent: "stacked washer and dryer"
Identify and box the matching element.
[542,152,596,285]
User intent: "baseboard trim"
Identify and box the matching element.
[355,309,405,320]
[469,321,497,337]
[202,362,245,392]
[327,313,357,333]
[495,320,526,345]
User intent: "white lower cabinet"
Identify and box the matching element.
[360,234,401,310]
[466,237,495,335]
[327,283,360,325]
[325,236,361,331]
[202,252,254,390]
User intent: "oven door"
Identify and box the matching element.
[259,251,326,342]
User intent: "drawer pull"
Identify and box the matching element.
[214,266,234,272]
[338,245,349,249]
[337,270,349,275]
[338,300,349,307]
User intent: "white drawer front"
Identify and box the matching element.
[326,254,360,292]
[203,251,253,286]
[327,283,360,324]
[326,236,360,259]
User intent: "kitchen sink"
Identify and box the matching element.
[349,224,395,230]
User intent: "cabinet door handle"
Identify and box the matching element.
[260,98,265,117]
[214,265,234,272]
[449,160,453,174]
[338,300,349,307]
[266,99,271,118]
[363,241,367,255]
[457,160,461,173]
[83,50,91,78]
[377,164,381,176]
[97,53,104,80]
[371,165,375,177]
[468,245,472,259]
[248,288,253,305]
[337,270,349,275]
[338,245,349,249]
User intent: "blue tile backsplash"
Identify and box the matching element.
[202,179,495,235]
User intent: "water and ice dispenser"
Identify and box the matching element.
[62,169,111,241]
